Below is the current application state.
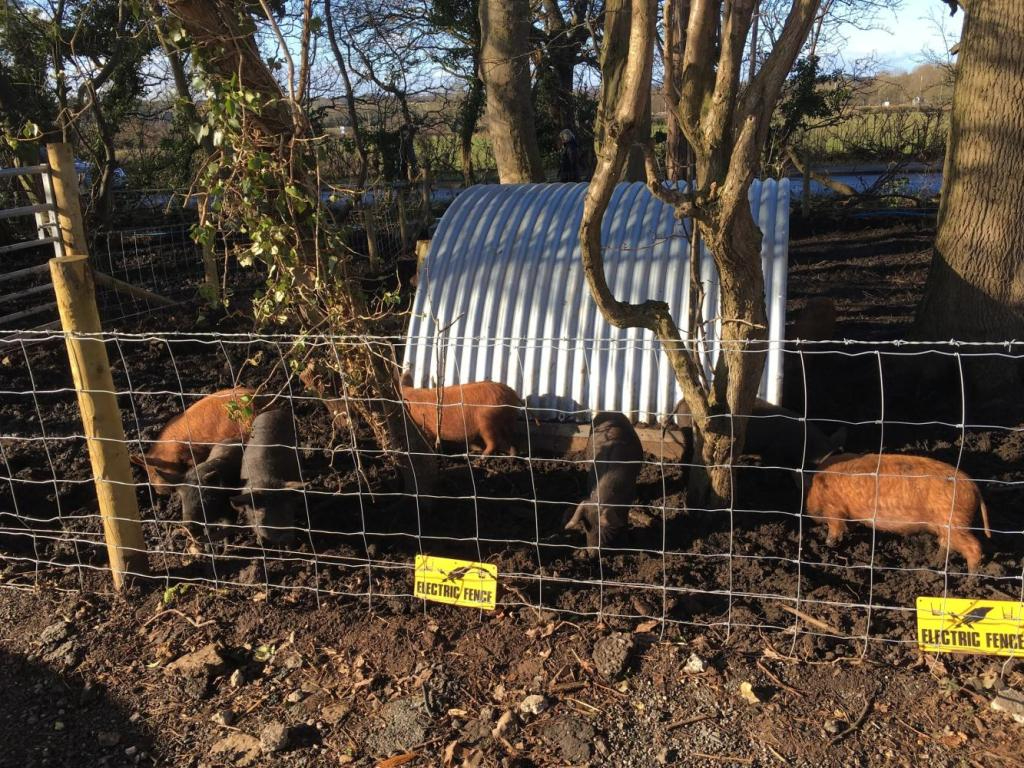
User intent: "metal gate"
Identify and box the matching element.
[0,162,63,332]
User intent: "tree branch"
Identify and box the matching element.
[580,0,711,427]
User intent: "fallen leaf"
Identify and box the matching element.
[442,740,459,768]
[938,729,968,748]
[923,655,949,678]
[376,752,419,768]
[460,749,484,768]
[447,708,469,717]
[635,620,659,633]
[739,681,762,705]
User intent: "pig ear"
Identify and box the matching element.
[153,466,183,483]
[129,454,146,468]
[198,467,221,485]
[829,427,848,452]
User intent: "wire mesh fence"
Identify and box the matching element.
[1,331,1022,652]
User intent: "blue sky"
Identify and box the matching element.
[839,0,962,71]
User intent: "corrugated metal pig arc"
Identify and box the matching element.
[405,180,790,424]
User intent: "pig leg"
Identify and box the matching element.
[599,504,627,546]
[565,501,600,548]
[946,530,983,573]
[824,516,848,547]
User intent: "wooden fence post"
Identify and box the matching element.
[46,143,88,256]
[47,143,147,589]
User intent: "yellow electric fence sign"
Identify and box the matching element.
[414,555,498,610]
[916,596,1024,657]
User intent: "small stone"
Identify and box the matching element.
[43,639,80,668]
[210,733,262,767]
[492,683,505,702]
[280,650,303,670]
[229,669,245,688]
[260,721,290,754]
[518,694,548,716]
[212,710,235,727]
[286,690,304,704]
[53,721,65,732]
[683,653,707,674]
[338,756,355,765]
[97,731,121,747]
[124,746,138,758]
[593,632,635,680]
[990,689,1024,724]
[164,643,227,679]
[823,719,844,735]
[595,737,609,757]
[129,713,142,723]
[656,747,676,764]
[322,703,350,724]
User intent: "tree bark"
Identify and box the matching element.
[596,0,650,181]
[457,72,485,186]
[479,0,545,183]
[914,0,1024,395]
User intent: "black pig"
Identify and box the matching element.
[230,409,303,544]
[565,412,643,549]
[178,442,243,532]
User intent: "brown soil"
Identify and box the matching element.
[1,216,1022,767]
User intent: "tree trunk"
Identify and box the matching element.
[663,0,690,180]
[479,0,545,183]
[541,0,579,134]
[596,0,650,181]
[698,204,768,504]
[914,0,1024,395]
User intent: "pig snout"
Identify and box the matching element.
[565,500,628,549]
[231,488,299,545]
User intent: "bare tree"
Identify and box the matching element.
[580,0,819,505]
[479,0,544,182]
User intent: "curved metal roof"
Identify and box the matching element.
[404,180,790,423]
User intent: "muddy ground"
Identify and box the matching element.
[1,213,1023,767]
